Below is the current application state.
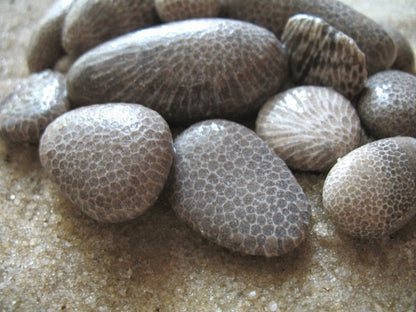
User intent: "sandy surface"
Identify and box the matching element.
[1,0,415,311]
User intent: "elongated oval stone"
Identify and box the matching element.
[62,0,159,57]
[39,103,174,223]
[26,0,75,72]
[323,137,416,238]
[170,119,310,257]
[66,18,288,124]
[223,0,396,75]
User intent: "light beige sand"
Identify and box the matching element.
[0,1,415,311]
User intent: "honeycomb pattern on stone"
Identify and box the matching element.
[357,70,416,139]
[171,119,311,257]
[66,18,288,124]
[155,0,221,22]
[323,137,416,238]
[0,70,69,144]
[39,103,173,223]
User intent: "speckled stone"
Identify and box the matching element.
[256,86,361,172]
[66,18,288,124]
[223,0,396,75]
[357,70,416,138]
[281,14,367,99]
[155,0,221,22]
[170,119,311,257]
[39,103,173,223]
[62,0,159,57]
[26,0,75,72]
[322,136,416,239]
[0,70,69,144]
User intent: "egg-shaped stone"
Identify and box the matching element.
[256,86,361,172]
[62,0,159,57]
[170,119,310,257]
[281,14,367,99]
[357,70,416,139]
[66,18,288,124]
[39,103,173,223]
[223,0,396,75]
[0,70,69,144]
[322,136,416,239]
[155,0,221,22]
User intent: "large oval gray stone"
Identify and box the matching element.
[66,18,288,124]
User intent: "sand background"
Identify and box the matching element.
[0,0,415,311]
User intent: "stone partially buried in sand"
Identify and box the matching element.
[170,119,311,257]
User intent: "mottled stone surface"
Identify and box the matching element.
[39,103,173,222]
[1,1,416,311]
[0,70,68,144]
[256,86,361,172]
[323,137,416,238]
[155,0,221,22]
[357,70,416,138]
[282,14,367,99]
[62,0,159,57]
[171,119,310,257]
[67,18,288,124]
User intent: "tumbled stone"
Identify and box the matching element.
[0,70,69,144]
[357,70,416,138]
[323,137,416,239]
[256,86,361,172]
[66,18,288,124]
[170,119,310,257]
[39,103,173,223]
[281,14,367,99]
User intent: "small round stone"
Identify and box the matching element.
[39,103,173,223]
[155,0,221,22]
[322,136,416,239]
[171,119,310,257]
[281,14,367,99]
[0,70,69,144]
[357,70,416,139]
[62,0,158,57]
[256,86,361,172]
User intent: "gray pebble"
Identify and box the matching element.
[26,0,75,72]
[323,136,416,239]
[66,18,288,124]
[0,70,69,144]
[39,103,173,223]
[281,14,367,99]
[357,70,416,138]
[223,0,396,75]
[62,0,159,57]
[170,119,310,257]
[256,86,361,172]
